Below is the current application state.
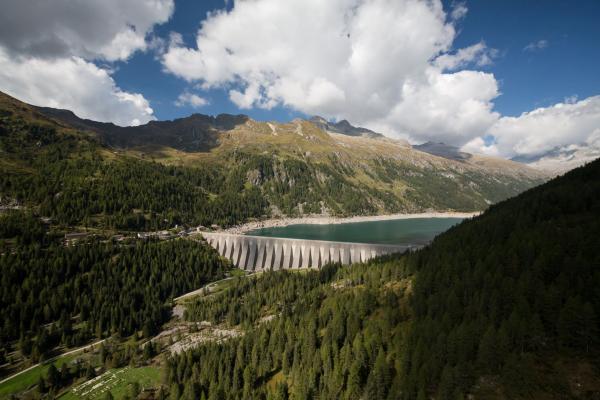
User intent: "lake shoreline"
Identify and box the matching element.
[222,211,481,235]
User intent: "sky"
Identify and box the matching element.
[1,0,599,162]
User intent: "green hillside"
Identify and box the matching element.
[0,91,547,232]
[163,159,600,399]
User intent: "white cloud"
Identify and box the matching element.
[449,2,468,21]
[434,42,498,71]
[0,48,154,126]
[175,92,209,108]
[0,0,174,61]
[462,96,600,159]
[0,0,173,125]
[524,39,549,52]
[379,68,500,144]
[162,0,503,144]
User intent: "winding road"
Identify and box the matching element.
[0,339,107,386]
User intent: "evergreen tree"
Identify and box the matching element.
[169,383,180,400]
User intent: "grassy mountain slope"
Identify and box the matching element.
[0,93,267,229]
[0,90,545,226]
[165,159,600,399]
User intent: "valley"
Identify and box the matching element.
[2,1,600,399]
[1,154,599,399]
[0,92,598,399]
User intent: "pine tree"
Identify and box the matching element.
[181,381,195,400]
[345,360,362,400]
[129,381,140,399]
[580,302,598,352]
[37,376,46,394]
[242,365,255,399]
[169,383,180,400]
[46,364,59,388]
[477,326,498,373]
[437,365,455,400]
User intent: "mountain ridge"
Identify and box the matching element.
[413,141,472,161]
[28,94,544,176]
[513,143,600,175]
[1,90,548,230]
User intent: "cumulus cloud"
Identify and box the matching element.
[524,39,549,52]
[377,68,500,143]
[0,0,173,125]
[162,0,503,144]
[434,42,498,71]
[0,48,154,126]
[175,92,209,108]
[449,2,468,21]
[462,96,600,159]
[0,0,174,61]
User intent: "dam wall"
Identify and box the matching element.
[201,232,412,271]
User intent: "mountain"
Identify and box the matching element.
[413,141,471,161]
[514,143,600,175]
[308,115,389,140]
[1,91,547,231]
[35,105,246,152]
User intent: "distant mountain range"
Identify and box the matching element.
[413,141,471,161]
[308,116,388,140]
[40,103,591,175]
[513,143,600,175]
[0,90,548,229]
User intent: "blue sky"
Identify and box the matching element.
[1,0,599,162]
[110,0,600,121]
[449,0,600,117]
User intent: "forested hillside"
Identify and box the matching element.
[0,104,266,229]
[163,159,600,399]
[0,91,547,232]
[171,261,413,400]
[402,156,600,398]
[0,215,229,370]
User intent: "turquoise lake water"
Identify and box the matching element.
[246,217,464,245]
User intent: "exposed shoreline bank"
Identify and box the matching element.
[222,211,481,235]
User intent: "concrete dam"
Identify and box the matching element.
[201,232,413,271]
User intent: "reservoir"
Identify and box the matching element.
[246,217,464,245]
